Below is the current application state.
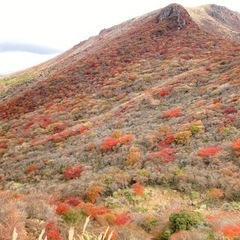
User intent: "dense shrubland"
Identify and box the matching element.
[0,3,240,240]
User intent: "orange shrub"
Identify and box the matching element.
[82,203,110,219]
[25,165,38,174]
[209,188,224,199]
[125,146,141,166]
[100,137,119,151]
[118,134,134,144]
[112,129,123,138]
[86,186,103,203]
[162,108,181,118]
[222,223,240,240]
[198,146,221,158]
[232,139,240,155]
[132,182,144,196]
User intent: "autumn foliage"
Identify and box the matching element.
[86,186,103,203]
[158,88,171,97]
[45,221,62,240]
[198,146,221,158]
[209,188,224,199]
[25,165,38,174]
[148,147,175,162]
[114,213,132,226]
[100,137,119,151]
[63,165,84,179]
[56,203,71,215]
[81,203,110,219]
[221,223,240,240]
[162,108,181,118]
[64,197,82,206]
[232,139,240,155]
[132,182,144,196]
[118,134,133,144]
[0,3,239,240]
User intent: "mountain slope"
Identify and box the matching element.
[188,4,240,42]
[0,4,240,240]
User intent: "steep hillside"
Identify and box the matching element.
[188,4,240,42]
[0,4,240,240]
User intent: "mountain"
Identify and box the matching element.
[0,3,240,240]
[188,4,240,42]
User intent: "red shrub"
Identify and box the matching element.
[225,106,237,114]
[198,146,221,158]
[45,221,62,240]
[162,108,181,118]
[63,164,83,179]
[114,213,132,226]
[100,137,119,151]
[164,134,175,145]
[222,223,240,240]
[0,141,8,149]
[158,88,170,97]
[160,148,175,162]
[25,165,38,174]
[53,123,66,133]
[158,134,174,148]
[78,125,89,134]
[232,139,240,155]
[39,117,52,128]
[225,114,236,124]
[56,203,70,215]
[64,197,82,206]
[148,147,175,162]
[132,182,144,196]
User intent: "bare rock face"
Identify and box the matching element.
[157,4,193,29]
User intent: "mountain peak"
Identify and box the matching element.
[157,3,193,29]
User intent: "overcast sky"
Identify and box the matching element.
[0,0,239,75]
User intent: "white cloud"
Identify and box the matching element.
[0,52,58,75]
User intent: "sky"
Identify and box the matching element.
[0,0,239,75]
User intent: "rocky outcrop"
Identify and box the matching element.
[157,4,194,30]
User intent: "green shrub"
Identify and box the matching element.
[169,210,204,232]
[189,121,204,134]
[160,227,174,240]
[160,210,205,239]
[62,208,86,224]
